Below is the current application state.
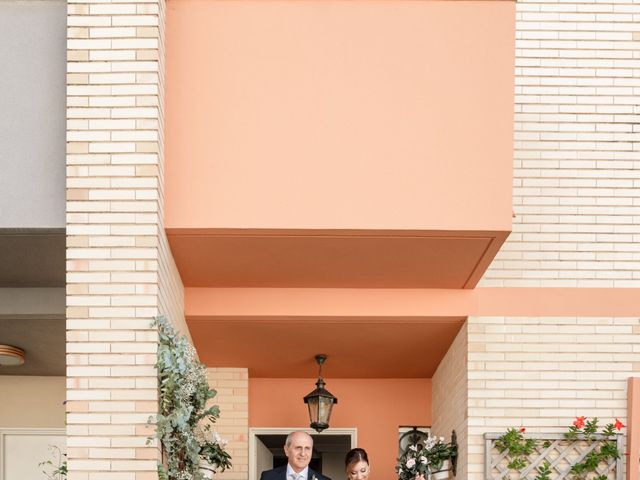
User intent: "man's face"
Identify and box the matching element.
[284,432,313,473]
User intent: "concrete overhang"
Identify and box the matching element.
[0,229,65,287]
[185,287,640,377]
[0,288,65,376]
[167,229,509,289]
[164,0,515,289]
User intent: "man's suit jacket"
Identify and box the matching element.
[260,465,332,480]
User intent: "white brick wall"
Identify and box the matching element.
[466,316,640,480]
[432,324,468,480]
[158,231,186,337]
[481,0,640,287]
[65,0,182,477]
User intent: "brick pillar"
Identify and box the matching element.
[207,368,249,480]
[432,324,468,480]
[66,0,166,476]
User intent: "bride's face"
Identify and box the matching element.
[347,461,370,480]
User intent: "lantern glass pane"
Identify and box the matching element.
[318,396,334,424]
[307,397,319,424]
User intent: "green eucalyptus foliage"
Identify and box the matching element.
[151,316,232,480]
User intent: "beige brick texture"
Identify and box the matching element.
[481,0,640,287]
[432,324,469,480]
[66,0,185,476]
[207,368,249,480]
[465,316,640,480]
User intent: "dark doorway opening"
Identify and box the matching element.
[256,433,352,477]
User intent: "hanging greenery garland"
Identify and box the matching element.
[151,316,232,480]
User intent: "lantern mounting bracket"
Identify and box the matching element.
[315,354,326,376]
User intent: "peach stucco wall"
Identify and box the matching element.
[249,378,431,479]
[165,0,514,232]
[0,376,65,428]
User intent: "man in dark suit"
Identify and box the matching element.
[260,431,331,480]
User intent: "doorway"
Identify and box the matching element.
[249,428,357,480]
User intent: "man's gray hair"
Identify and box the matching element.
[285,431,313,447]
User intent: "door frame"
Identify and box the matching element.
[0,427,66,480]
[249,427,358,480]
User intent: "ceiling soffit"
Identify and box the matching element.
[187,317,465,378]
[169,230,508,289]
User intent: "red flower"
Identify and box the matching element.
[573,416,586,429]
[615,419,625,431]
[519,427,526,433]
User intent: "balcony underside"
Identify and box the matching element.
[188,315,465,378]
[167,229,509,289]
[184,286,640,377]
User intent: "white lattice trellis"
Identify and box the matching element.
[485,433,624,480]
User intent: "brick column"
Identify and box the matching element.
[432,324,468,480]
[66,0,166,476]
[207,368,249,480]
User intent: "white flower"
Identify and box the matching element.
[406,458,416,468]
[409,445,418,452]
[213,431,229,447]
[420,456,428,465]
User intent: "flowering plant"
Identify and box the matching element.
[398,443,429,480]
[564,416,624,480]
[397,436,454,480]
[497,417,625,479]
[424,436,454,473]
[198,427,232,473]
[495,427,535,470]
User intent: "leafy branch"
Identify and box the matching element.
[39,445,67,480]
[495,428,536,470]
[150,315,232,480]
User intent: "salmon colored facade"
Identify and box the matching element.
[164,0,514,292]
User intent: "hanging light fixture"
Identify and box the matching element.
[303,354,338,433]
[0,345,25,367]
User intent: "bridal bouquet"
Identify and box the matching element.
[398,443,429,480]
[397,436,453,480]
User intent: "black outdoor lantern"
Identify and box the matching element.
[303,354,338,432]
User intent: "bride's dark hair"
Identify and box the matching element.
[345,448,369,470]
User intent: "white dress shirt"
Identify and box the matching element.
[286,464,309,480]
